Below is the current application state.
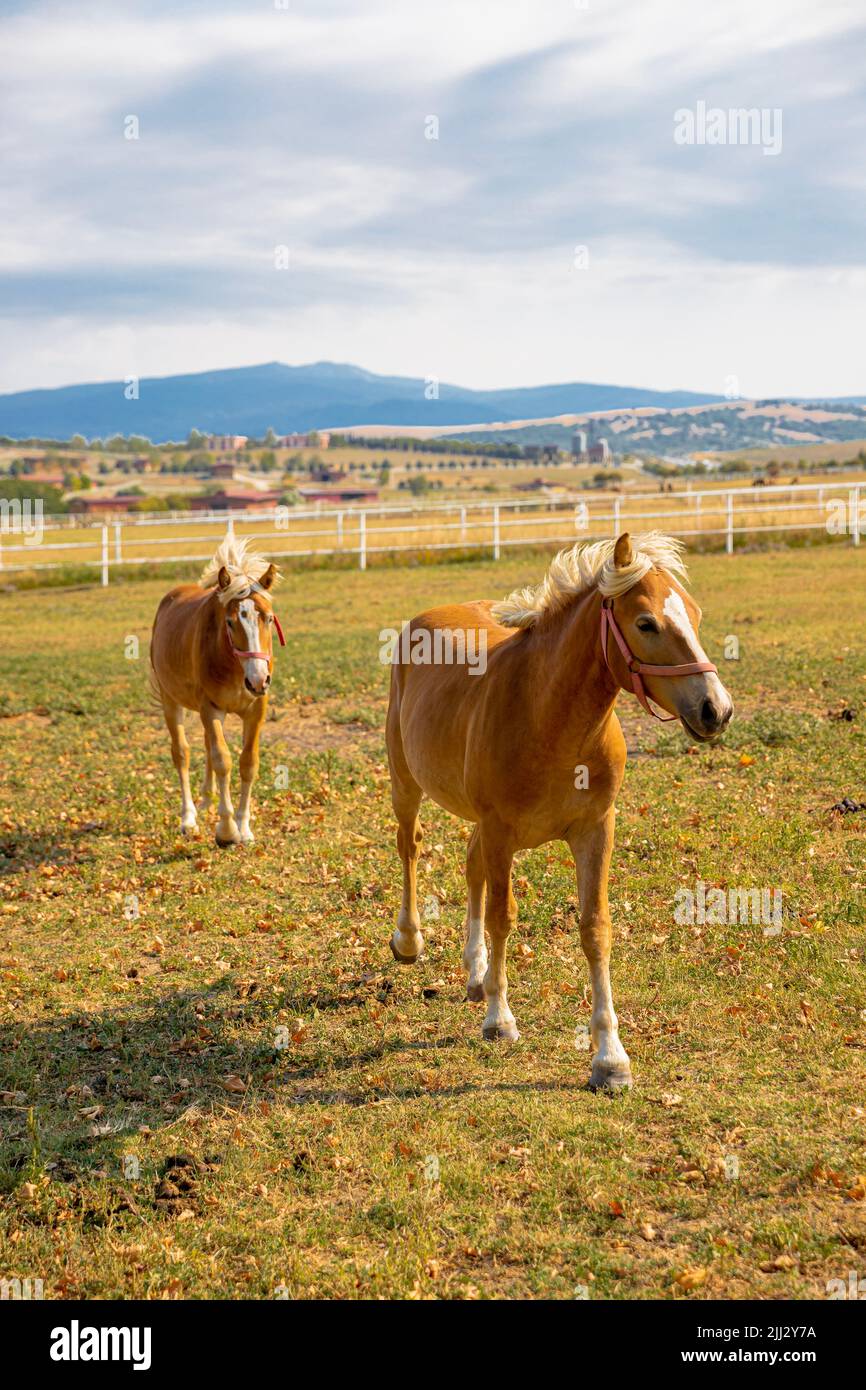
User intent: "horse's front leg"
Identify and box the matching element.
[197,720,215,815]
[236,699,266,845]
[201,702,240,847]
[568,810,632,1091]
[480,824,519,1042]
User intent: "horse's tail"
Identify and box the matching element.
[148,591,174,709]
[147,663,165,711]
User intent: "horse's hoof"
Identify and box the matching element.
[180,822,198,838]
[588,1062,633,1093]
[482,1021,520,1043]
[389,937,419,964]
[466,983,485,1003]
[215,833,240,849]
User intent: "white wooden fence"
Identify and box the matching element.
[0,481,862,584]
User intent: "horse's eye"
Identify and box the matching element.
[636,618,659,633]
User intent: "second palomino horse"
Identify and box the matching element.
[151,537,285,846]
[386,532,733,1090]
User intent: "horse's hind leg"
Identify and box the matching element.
[387,702,424,963]
[462,825,487,1002]
[390,782,424,963]
[161,696,197,836]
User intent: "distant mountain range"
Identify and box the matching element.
[0,361,725,443]
[0,362,864,454]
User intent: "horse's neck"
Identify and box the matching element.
[523,588,620,744]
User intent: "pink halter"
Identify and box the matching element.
[225,607,286,668]
[600,596,717,722]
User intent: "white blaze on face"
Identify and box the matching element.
[237,598,269,688]
[662,590,708,662]
[662,588,728,707]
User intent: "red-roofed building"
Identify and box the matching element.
[189,489,283,512]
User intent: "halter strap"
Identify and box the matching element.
[600,596,717,722]
[224,587,286,668]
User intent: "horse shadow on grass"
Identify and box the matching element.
[0,822,104,876]
[0,972,585,1193]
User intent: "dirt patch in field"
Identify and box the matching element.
[0,709,52,727]
[264,700,382,756]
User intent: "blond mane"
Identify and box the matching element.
[492,532,688,629]
[200,535,278,606]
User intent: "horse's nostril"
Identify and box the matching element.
[701,698,718,727]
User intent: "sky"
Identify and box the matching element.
[0,0,864,399]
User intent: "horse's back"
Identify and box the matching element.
[386,598,523,816]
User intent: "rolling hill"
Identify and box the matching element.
[449,399,866,458]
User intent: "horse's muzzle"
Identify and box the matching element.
[244,674,271,696]
[683,694,734,741]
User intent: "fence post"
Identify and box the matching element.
[726,493,734,554]
[114,521,122,565]
[460,506,466,543]
[101,524,109,586]
[853,486,861,547]
[493,504,500,560]
[337,510,343,546]
[359,510,367,570]
[613,497,621,535]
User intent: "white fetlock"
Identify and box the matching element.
[390,926,423,962]
[216,817,241,846]
[481,994,519,1042]
[463,949,488,1002]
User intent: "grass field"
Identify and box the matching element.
[1,545,865,1300]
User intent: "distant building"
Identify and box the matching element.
[22,471,66,487]
[573,437,612,466]
[206,435,248,452]
[571,430,588,458]
[282,431,331,449]
[210,459,237,480]
[515,477,559,493]
[190,488,282,513]
[308,461,346,483]
[132,456,156,473]
[297,485,379,504]
[68,495,135,515]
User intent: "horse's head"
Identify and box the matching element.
[219,562,278,696]
[604,534,733,740]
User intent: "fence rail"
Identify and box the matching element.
[0,482,862,583]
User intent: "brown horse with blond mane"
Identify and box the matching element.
[386,532,733,1090]
[151,537,285,847]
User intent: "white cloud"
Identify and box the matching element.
[0,0,864,395]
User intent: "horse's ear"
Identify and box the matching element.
[259,563,277,591]
[217,566,231,591]
[613,533,634,568]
